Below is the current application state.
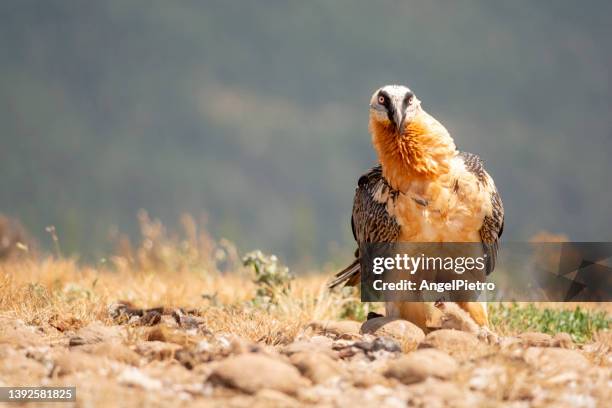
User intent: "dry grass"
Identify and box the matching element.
[1,256,608,346]
[0,212,381,345]
[0,257,358,345]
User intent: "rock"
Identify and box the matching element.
[468,365,508,393]
[334,345,360,360]
[227,390,300,408]
[254,389,301,408]
[139,310,162,326]
[282,336,337,359]
[69,322,123,346]
[0,321,47,348]
[418,329,482,360]
[289,352,344,384]
[160,315,179,328]
[68,337,87,346]
[552,332,574,349]
[140,361,195,385]
[48,314,83,332]
[214,334,259,355]
[207,353,310,395]
[118,366,163,390]
[384,349,458,384]
[172,309,209,332]
[360,317,425,349]
[523,347,590,373]
[351,372,391,388]
[52,350,107,376]
[305,320,361,338]
[175,347,214,369]
[582,332,610,366]
[0,352,48,383]
[133,341,182,361]
[518,332,554,347]
[144,325,198,346]
[405,378,480,407]
[354,337,402,354]
[107,302,134,320]
[81,341,141,365]
[497,335,523,350]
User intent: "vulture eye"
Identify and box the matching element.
[378,95,386,104]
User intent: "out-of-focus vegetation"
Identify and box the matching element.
[1,1,611,264]
[243,250,294,308]
[490,303,610,343]
[0,215,360,343]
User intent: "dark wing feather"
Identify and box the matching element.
[460,151,505,275]
[329,165,400,288]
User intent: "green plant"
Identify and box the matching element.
[336,286,375,321]
[489,303,610,343]
[242,250,293,308]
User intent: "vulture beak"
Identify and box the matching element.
[396,109,405,134]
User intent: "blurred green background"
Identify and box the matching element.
[1,1,611,264]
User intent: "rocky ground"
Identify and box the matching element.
[1,302,610,408]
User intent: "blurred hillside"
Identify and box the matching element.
[1,1,611,264]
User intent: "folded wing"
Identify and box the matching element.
[329,165,400,288]
[459,151,505,275]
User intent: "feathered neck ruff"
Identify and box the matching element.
[370,108,457,191]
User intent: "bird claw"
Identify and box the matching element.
[478,326,499,344]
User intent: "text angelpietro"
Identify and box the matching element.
[372,279,496,293]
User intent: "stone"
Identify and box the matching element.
[384,349,458,384]
[523,347,590,373]
[305,320,361,338]
[552,332,574,349]
[48,314,83,332]
[0,352,48,383]
[133,341,182,361]
[81,341,141,365]
[360,317,425,349]
[354,337,402,354]
[207,353,310,395]
[517,332,554,347]
[118,367,163,390]
[405,378,479,407]
[351,372,390,388]
[141,360,195,385]
[69,322,123,346]
[418,329,482,360]
[144,325,197,346]
[289,351,344,384]
[0,322,47,348]
[253,389,301,408]
[52,350,107,376]
[139,310,162,326]
[172,309,208,332]
[282,336,337,359]
[226,390,300,408]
